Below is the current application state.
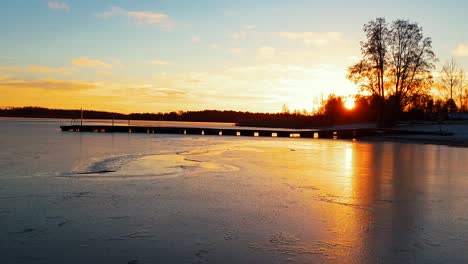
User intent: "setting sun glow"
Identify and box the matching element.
[344,98,355,110]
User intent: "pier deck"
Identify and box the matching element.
[60,125,444,139]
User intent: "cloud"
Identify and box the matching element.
[191,36,201,43]
[0,74,12,81]
[228,31,247,40]
[228,48,243,54]
[27,66,75,74]
[0,66,23,72]
[72,57,112,69]
[97,6,174,30]
[0,78,98,91]
[453,42,468,57]
[0,65,75,74]
[48,1,70,12]
[96,70,113,76]
[96,6,126,18]
[256,46,276,60]
[226,64,309,80]
[149,59,169,66]
[128,11,170,27]
[279,32,343,46]
[228,25,256,40]
[220,63,355,111]
[243,25,256,31]
[109,58,126,70]
[151,88,188,97]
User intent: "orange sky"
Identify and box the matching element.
[1,1,468,113]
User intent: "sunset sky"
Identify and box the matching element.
[1,0,468,113]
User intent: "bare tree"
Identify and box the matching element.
[457,70,467,111]
[347,18,387,124]
[439,58,459,101]
[387,19,436,114]
[348,18,437,125]
[438,59,468,112]
[438,58,461,112]
[281,104,290,114]
[364,18,388,102]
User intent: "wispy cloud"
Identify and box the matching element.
[149,59,170,66]
[279,32,343,46]
[228,48,243,54]
[96,6,126,18]
[47,1,70,12]
[228,31,247,40]
[0,78,97,91]
[256,46,276,60]
[97,6,174,30]
[128,11,170,27]
[109,58,126,70]
[0,74,13,81]
[209,44,220,49]
[453,42,468,57]
[191,36,201,44]
[72,57,112,69]
[27,66,75,74]
[0,66,23,72]
[243,25,256,31]
[228,25,256,40]
[96,70,113,76]
[0,65,75,74]
[150,87,188,97]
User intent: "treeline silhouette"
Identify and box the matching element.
[0,95,457,128]
[0,106,321,128]
[0,105,368,128]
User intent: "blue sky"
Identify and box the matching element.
[1,0,467,113]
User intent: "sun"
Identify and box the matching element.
[344,98,355,110]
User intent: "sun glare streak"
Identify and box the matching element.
[340,146,354,195]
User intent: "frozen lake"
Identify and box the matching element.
[1,119,467,263]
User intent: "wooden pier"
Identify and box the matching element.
[58,124,432,139]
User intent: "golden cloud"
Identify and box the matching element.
[0,78,98,91]
[256,46,276,60]
[71,57,112,68]
[149,59,169,65]
[279,31,343,46]
[228,48,243,54]
[96,70,113,76]
[0,65,76,74]
[227,25,256,40]
[27,66,75,74]
[128,11,168,25]
[97,6,174,30]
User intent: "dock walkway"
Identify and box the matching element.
[60,125,444,140]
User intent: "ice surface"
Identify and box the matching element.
[1,119,468,263]
[65,152,239,179]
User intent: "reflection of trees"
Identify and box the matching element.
[353,143,427,262]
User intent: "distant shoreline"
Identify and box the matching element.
[359,122,468,147]
[0,106,324,129]
[3,116,467,147]
[360,135,468,147]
